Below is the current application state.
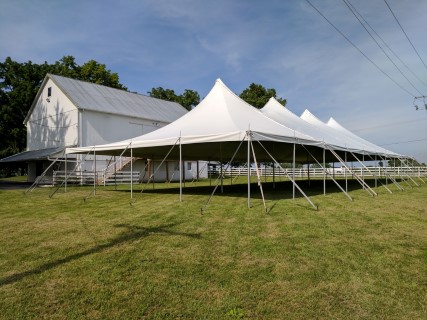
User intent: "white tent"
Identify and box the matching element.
[300,109,398,157]
[326,117,399,158]
[64,79,409,208]
[67,79,323,162]
[261,98,357,152]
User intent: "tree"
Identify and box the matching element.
[148,87,200,111]
[388,158,422,167]
[0,56,127,167]
[239,83,287,109]
[178,89,200,110]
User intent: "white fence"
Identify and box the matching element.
[52,170,140,186]
[207,166,427,178]
[51,166,426,186]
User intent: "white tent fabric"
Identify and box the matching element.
[67,79,401,162]
[326,117,400,157]
[300,109,399,157]
[261,98,357,151]
[67,79,321,161]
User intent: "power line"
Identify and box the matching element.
[380,137,427,146]
[383,0,427,68]
[344,0,427,93]
[352,118,426,133]
[304,0,416,97]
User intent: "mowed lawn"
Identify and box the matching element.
[0,177,426,319]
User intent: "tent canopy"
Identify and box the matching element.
[67,79,401,163]
[326,117,400,157]
[67,79,324,162]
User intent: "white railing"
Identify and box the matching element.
[52,170,140,186]
[207,166,427,178]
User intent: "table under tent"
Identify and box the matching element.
[59,79,416,211]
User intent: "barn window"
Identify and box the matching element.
[187,162,192,170]
[47,87,52,97]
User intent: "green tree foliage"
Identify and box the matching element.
[0,56,126,161]
[148,87,200,111]
[239,83,287,109]
[387,158,422,167]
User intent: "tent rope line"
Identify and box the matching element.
[249,137,268,213]
[326,146,377,197]
[200,134,248,214]
[25,156,61,194]
[300,144,353,201]
[48,146,96,198]
[398,157,422,186]
[255,138,318,211]
[348,150,393,194]
[130,137,180,207]
[375,154,405,191]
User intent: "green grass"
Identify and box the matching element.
[0,178,426,319]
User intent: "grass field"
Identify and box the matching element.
[0,177,426,319]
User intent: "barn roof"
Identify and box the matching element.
[24,74,188,124]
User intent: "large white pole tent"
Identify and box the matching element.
[65,79,409,208]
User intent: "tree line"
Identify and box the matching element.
[0,55,287,165]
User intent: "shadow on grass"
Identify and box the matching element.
[119,179,373,200]
[0,223,201,287]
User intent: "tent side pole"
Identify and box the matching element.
[220,162,223,193]
[247,131,251,209]
[376,155,404,191]
[345,151,348,193]
[179,137,182,202]
[250,139,267,213]
[255,140,317,210]
[399,157,421,186]
[293,143,296,200]
[94,148,96,196]
[196,161,199,181]
[130,146,133,199]
[64,154,67,193]
[327,147,376,196]
[300,144,352,201]
[200,136,247,213]
[273,162,275,189]
[375,155,378,188]
[323,146,326,196]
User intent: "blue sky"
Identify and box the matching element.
[1,0,427,162]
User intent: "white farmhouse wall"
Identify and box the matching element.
[80,110,167,146]
[26,79,78,150]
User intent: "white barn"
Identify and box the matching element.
[2,74,206,182]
